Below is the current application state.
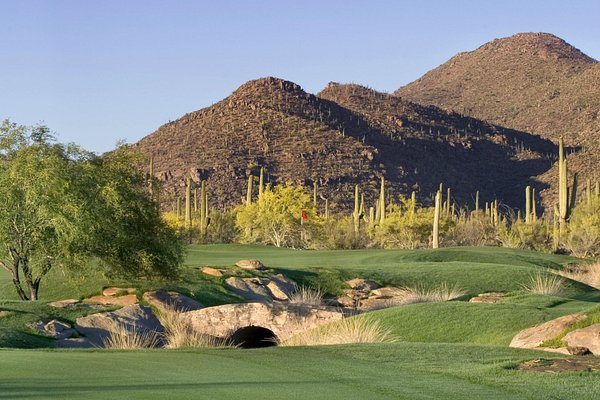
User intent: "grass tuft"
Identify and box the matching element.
[102,322,161,349]
[521,272,564,296]
[288,286,323,305]
[282,316,396,346]
[366,282,466,310]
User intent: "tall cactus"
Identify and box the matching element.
[558,137,569,238]
[313,181,317,211]
[185,176,192,228]
[199,180,209,238]
[379,176,385,223]
[258,167,264,198]
[246,174,253,206]
[475,190,479,213]
[532,188,537,222]
[353,184,361,233]
[525,186,531,224]
[432,190,441,249]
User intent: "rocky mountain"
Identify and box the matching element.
[395,32,600,207]
[134,77,556,212]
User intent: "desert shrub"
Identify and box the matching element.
[564,201,600,257]
[282,316,395,346]
[364,283,466,310]
[446,211,500,246]
[202,209,239,244]
[373,201,453,249]
[320,216,370,249]
[499,219,551,252]
[235,184,320,248]
[521,272,564,296]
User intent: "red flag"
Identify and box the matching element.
[301,211,308,221]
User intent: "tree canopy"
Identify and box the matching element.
[0,120,183,300]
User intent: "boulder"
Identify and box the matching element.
[235,260,264,270]
[469,292,507,304]
[102,287,136,297]
[84,294,138,307]
[370,287,407,297]
[201,267,224,277]
[510,313,587,349]
[47,299,80,308]
[75,304,164,347]
[346,278,378,291]
[564,324,600,355]
[567,346,592,356]
[31,320,77,340]
[334,296,355,308]
[142,290,204,314]
[225,277,273,302]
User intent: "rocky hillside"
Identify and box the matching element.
[395,32,600,206]
[135,77,556,212]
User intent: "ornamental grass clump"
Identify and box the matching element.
[288,286,323,306]
[282,316,395,346]
[102,322,161,349]
[521,272,564,296]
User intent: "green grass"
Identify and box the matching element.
[0,344,598,399]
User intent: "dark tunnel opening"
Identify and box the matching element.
[228,326,278,348]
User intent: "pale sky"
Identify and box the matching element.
[1,0,598,153]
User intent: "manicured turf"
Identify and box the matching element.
[1,343,599,400]
[1,245,599,399]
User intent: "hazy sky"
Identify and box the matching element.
[1,0,599,153]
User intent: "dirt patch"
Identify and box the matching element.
[519,357,600,373]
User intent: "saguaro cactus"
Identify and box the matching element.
[353,184,361,233]
[558,137,569,238]
[432,190,441,249]
[525,186,531,224]
[258,167,265,198]
[185,177,192,228]
[246,174,253,205]
[379,176,385,223]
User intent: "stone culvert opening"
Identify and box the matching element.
[229,326,278,348]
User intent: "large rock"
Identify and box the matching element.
[142,290,204,314]
[346,278,378,291]
[469,292,507,304]
[564,324,600,355]
[102,287,136,297]
[182,302,345,342]
[84,294,138,307]
[225,275,297,302]
[225,277,273,301]
[201,267,224,277]
[47,299,80,308]
[75,304,164,347]
[235,260,264,270]
[31,320,77,340]
[510,313,587,349]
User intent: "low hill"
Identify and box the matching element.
[135,77,556,211]
[395,32,600,207]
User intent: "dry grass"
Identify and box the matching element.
[282,316,395,346]
[521,272,564,296]
[558,262,600,290]
[157,305,230,349]
[102,322,162,349]
[288,286,323,305]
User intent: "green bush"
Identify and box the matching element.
[564,201,600,257]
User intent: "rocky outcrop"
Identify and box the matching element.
[75,304,164,347]
[564,324,600,355]
[469,292,507,304]
[183,302,345,342]
[509,313,587,351]
[142,290,204,314]
[225,274,297,302]
[31,320,77,340]
[84,294,138,307]
[235,260,264,270]
[201,267,224,277]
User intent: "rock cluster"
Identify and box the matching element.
[225,274,297,302]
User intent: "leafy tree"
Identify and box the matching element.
[236,184,317,248]
[0,121,182,300]
[564,200,600,257]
